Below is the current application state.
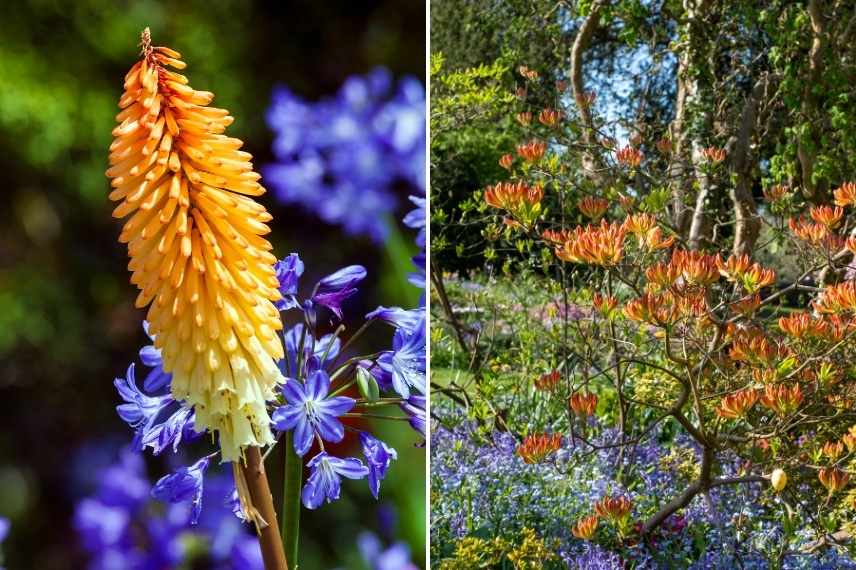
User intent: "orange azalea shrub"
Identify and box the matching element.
[477,77,856,540]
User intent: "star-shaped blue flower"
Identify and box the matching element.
[301,452,369,509]
[380,317,426,398]
[271,370,355,456]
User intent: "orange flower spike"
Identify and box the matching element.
[538,108,562,127]
[818,467,850,494]
[516,111,533,126]
[641,227,676,252]
[535,370,561,392]
[499,153,514,170]
[615,146,643,168]
[571,515,599,540]
[809,205,844,229]
[569,392,598,418]
[759,384,804,416]
[715,388,759,419]
[834,182,856,207]
[517,139,547,162]
[593,496,633,524]
[516,433,563,464]
[108,29,284,462]
[822,441,845,461]
[578,196,609,220]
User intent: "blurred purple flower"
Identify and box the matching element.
[264,69,425,242]
[358,531,418,570]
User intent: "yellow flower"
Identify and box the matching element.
[107,29,284,462]
[770,468,787,492]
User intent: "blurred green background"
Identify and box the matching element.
[0,1,425,568]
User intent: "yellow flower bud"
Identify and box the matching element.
[771,468,787,492]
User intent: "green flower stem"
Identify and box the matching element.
[281,433,302,569]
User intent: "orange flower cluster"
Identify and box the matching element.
[729,332,780,367]
[517,139,547,162]
[717,254,776,294]
[615,146,643,168]
[843,428,856,452]
[108,30,283,461]
[571,515,599,540]
[593,496,633,523]
[592,293,618,318]
[578,196,609,219]
[822,441,844,461]
[569,392,598,417]
[516,111,533,126]
[553,220,627,266]
[538,108,561,127]
[671,250,721,286]
[516,433,563,464]
[575,91,597,107]
[763,184,789,202]
[778,312,844,341]
[847,237,856,254]
[788,216,844,250]
[518,66,539,80]
[818,467,850,493]
[541,228,575,245]
[814,281,856,314]
[701,146,727,163]
[715,388,759,419]
[759,384,803,416]
[731,294,761,316]
[809,205,844,229]
[623,214,674,252]
[499,153,514,170]
[624,292,672,324]
[535,370,561,392]
[833,182,856,207]
[484,181,543,211]
[645,262,680,291]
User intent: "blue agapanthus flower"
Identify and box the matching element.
[301,452,370,509]
[400,395,426,438]
[114,363,198,455]
[381,317,427,398]
[271,370,355,456]
[151,456,211,524]
[360,432,398,499]
[264,68,425,242]
[274,253,367,324]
